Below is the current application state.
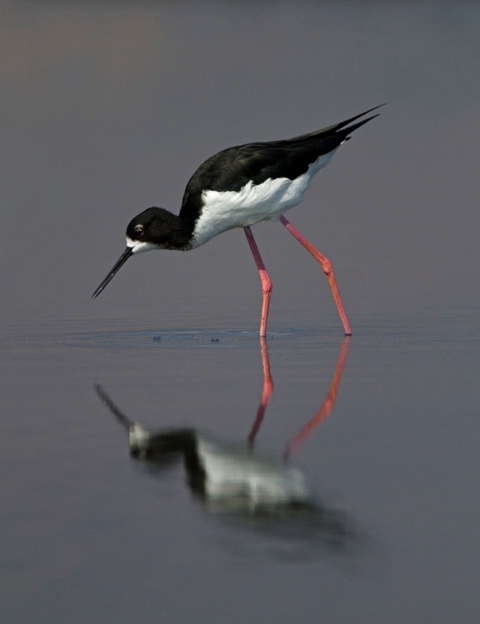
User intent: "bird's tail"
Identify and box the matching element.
[289,104,385,142]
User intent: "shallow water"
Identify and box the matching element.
[1,307,479,623]
[3,1,480,621]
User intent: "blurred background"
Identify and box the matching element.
[2,4,480,623]
[2,0,479,328]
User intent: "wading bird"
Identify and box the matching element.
[93,106,381,336]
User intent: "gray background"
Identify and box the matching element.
[2,0,479,325]
[1,3,479,624]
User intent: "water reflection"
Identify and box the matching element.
[95,337,356,555]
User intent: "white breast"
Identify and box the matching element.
[190,148,339,248]
[196,438,312,508]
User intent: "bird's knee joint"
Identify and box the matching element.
[322,258,334,277]
[262,280,272,296]
[259,270,272,295]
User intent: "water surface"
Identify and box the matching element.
[1,308,479,623]
[2,2,480,621]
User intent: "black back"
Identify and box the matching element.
[179,106,382,222]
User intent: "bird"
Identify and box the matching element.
[95,383,314,514]
[92,106,382,336]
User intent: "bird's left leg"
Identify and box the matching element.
[279,215,352,336]
[244,227,272,337]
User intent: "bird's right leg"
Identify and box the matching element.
[284,336,351,458]
[279,215,352,336]
[244,227,272,337]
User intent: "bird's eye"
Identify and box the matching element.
[134,224,144,235]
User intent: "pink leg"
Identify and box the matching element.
[285,336,351,459]
[244,227,272,337]
[247,337,274,446]
[279,215,352,336]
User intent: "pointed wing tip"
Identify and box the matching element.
[340,104,386,128]
[365,103,387,114]
[340,105,386,136]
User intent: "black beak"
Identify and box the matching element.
[92,247,133,298]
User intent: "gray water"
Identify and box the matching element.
[2,309,479,623]
[2,2,480,622]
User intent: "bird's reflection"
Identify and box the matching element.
[95,337,355,554]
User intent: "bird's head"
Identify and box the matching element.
[125,207,170,254]
[92,207,181,299]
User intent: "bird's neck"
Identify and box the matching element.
[160,209,197,250]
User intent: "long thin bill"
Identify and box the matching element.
[92,247,133,298]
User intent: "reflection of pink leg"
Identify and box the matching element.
[279,215,352,336]
[248,337,274,446]
[285,337,351,459]
[244,227,273,337]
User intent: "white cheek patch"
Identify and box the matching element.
[126,237,157,254]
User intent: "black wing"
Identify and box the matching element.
[179,105,382,220]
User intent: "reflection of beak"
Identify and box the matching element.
[92,247,133,298]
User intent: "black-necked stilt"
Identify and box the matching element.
[93,106,382,335]
[94,337,350,517]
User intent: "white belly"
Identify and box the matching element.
[196,438,312,507]
[190,149,338,248]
